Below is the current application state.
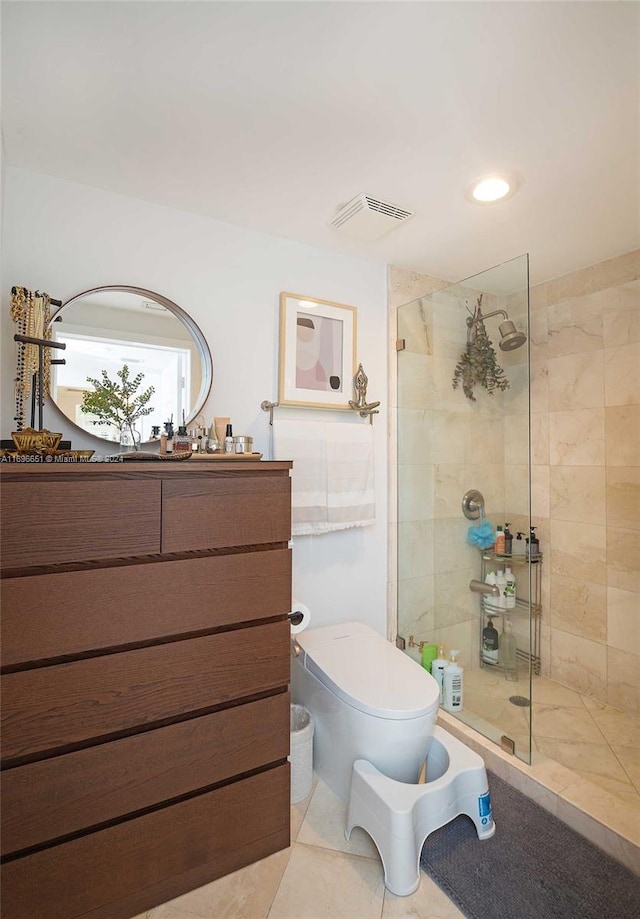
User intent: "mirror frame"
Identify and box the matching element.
[49,285,213,444]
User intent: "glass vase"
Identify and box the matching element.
[119,421,141,452]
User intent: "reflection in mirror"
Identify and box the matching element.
[50,287,212,445]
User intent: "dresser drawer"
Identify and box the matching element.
[162,474,291,552]
[1,763,290,919]
[0,480,161,569]
[1,692,289,856]
[1,620,290,764]
[1,549,291,667]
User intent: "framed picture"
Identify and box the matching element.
[278,292,357,409]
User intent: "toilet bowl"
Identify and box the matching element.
[291,621,440,802]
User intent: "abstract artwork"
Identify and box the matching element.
[279,293,357,408]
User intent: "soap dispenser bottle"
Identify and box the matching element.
[482,616,500,664]
[431,645,448,704]
[504,523,513,556]
[443,650,464,713]
[526,527,539,560]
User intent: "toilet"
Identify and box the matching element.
[291,621,495,896]
[291,621,440,801]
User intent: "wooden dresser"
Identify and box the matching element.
[0,460,292,919]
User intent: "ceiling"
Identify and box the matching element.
[2,1,639,287]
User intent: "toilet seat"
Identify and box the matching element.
[295,622,440,720]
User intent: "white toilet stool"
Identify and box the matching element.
[345,725,495,897]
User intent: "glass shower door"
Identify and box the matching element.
[396,254,533,763]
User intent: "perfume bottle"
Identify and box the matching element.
[173,425,191,452]
[207,422,221,453]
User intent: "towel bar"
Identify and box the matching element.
[261,363,381,425]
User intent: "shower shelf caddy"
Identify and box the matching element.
[479,551,542,675]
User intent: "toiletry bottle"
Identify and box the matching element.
[527,527,539,559]
[159,432,168,454]
[504,522,513,556]
[495,525,505,555]
[484,569,498,612]
[207,422,221,453]
[173,425,191,453]
[421,643,438,673]
[514,532,526,556]
[164,420,174,453]
[431,646,448,704]
[495,569,507,610]
[499,616,518,680]
[443,650,464,713]
[504,566,516,609]
[482,616,500,664]
[224,423,234,454]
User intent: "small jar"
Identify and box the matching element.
[233,435,253,454]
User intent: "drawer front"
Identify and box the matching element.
[1,620,290,764]
[162,475,291,552]
[1,763,290,919]
[0,480,161,569]
[2,692,289,856]
[1,549,291,667]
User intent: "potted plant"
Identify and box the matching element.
[452,295,509,401]
[80,365,155,449]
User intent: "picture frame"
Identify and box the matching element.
[278,292,357,409]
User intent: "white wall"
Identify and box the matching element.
[1,166,389,635]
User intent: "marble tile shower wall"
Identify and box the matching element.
[529,250,640,714]
[388,250,639,714]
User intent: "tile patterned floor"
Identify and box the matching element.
[460,669,640,808]
[133,775,465,919]
[133,674,639,919]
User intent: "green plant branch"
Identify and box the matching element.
[452,295,510,401]
[80,365,155,446]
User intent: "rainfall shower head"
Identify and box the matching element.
[498,319,527,351]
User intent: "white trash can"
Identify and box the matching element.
[290,704,314,804]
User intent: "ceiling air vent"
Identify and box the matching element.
[329,194,414,242]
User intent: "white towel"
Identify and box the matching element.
[272,419,375,536]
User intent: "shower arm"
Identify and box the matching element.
[466,309,508,329]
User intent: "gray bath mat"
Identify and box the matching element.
[420,771,640,919]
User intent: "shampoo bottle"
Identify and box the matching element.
[495,525,506,555]
[443,650,464,713]
[504,566,516,609]
[431,645,448,704]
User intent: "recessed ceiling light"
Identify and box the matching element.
[467,174,519,204]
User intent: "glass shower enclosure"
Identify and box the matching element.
[396,254,534,763]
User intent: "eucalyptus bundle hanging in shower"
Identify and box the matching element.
[452,295,509,401]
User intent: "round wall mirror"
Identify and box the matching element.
[49,286,213,445]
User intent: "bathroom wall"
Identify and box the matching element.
[389,249,640,714]
[528,250,640,713]
[1,166,389,636]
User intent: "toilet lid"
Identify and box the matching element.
[296,622,440,720]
